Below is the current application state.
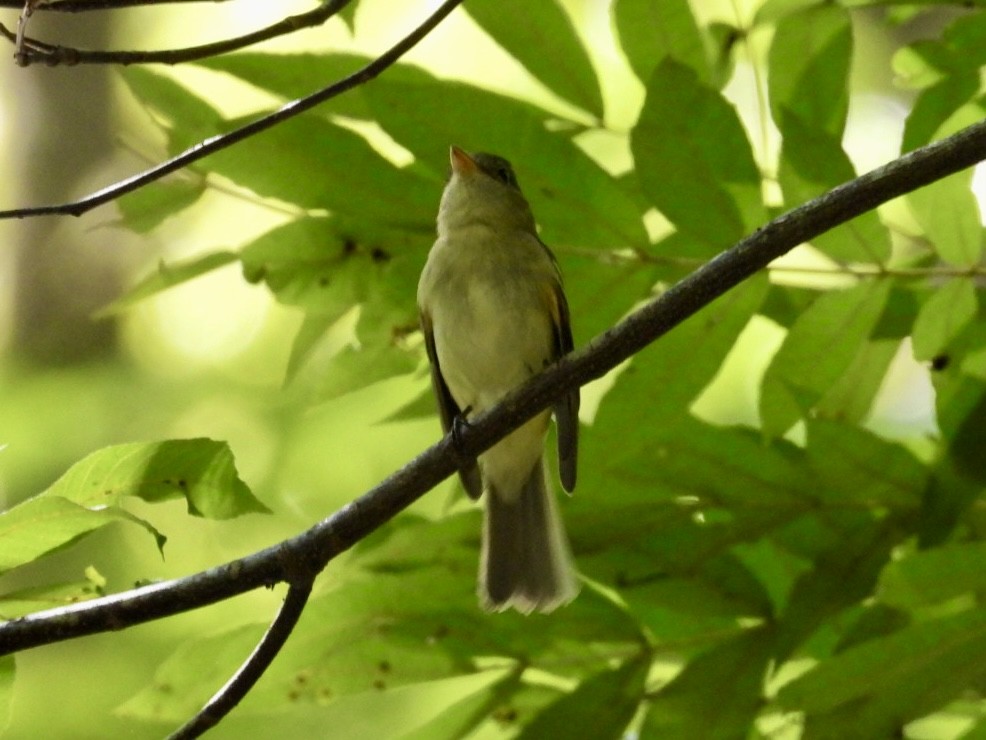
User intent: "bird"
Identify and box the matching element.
[417,145,580,613]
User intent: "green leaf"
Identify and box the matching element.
[120,67,224,153]
[611,0,710,85]
[239,217,424,397]
[0,578,104,619]
[517,652,649,740]
[902,74,979,151]
[337,0,358,32]
[0,656,13,736]
[197,52,431,121]
[362,77,650,251]
[212,112,437,229]
[760,280,891,437]
[912,278,978,361]
[43,439,268,519]
[121,565,643,720]
[804,420,927,509]
[768,3,852,138]
[399,669,522,740]
[640,629,773,739]
[96,251,238,318]
[814,339,899,424]
[879,541,986,609]
[240,217,424,314]
[631,59,764,247]
[115,177,206,234]
[754,0,824,25]
[774,520,902,661]
[466,0,603,117]
[919,377,986,545]
[907,102,985,266]
[0,497,159,575]
[778,608,986,736]
[777,114,891,263]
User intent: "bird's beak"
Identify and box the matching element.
[450,145,477,176]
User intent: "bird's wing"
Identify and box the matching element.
[421,309,484,500]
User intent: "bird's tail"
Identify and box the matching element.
[481,458,579,613]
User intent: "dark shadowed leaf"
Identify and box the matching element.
[640,628,773,739]
[611,0,710,85]
[779,608,986,737]
[517,652,650,740]
[466,0,603,116]
[632,59,764,247]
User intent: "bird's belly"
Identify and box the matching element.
[434,280,551,415]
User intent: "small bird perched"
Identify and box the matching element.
[417,146,580,613]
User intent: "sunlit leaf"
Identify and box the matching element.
[760,281,891,437]
[912,278,978,361]
[768,3,852,139]
[778,113,891,263]
[0,497,160,575]
[43,439,267,519]
[907,103,985,266]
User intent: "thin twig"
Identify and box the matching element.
[167,580,314,740]
[607,250,986,280]
[0,0,227,9]
[1,117,984,657]
[12,0,39,66]
[0,0,464,218]
[1,0,352,66]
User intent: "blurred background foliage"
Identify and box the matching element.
[1,0,986,737]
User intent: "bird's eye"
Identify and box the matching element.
[495,167,513,184]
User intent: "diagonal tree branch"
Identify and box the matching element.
[1,0,353,66]
[1,116,985,656]
[167,579,315,740]
[0,0,465,218]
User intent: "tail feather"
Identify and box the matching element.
[480,459,578,613]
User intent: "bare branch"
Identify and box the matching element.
[2,0,353,66]
[167,580,314,740]
[0,0,465,219]
[1,117,984,656]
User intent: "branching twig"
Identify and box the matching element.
[0,0,458,215]
[1,0,352,66]
[0,0,464,218]
[1,117,985,657]
[167,579,314,740]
